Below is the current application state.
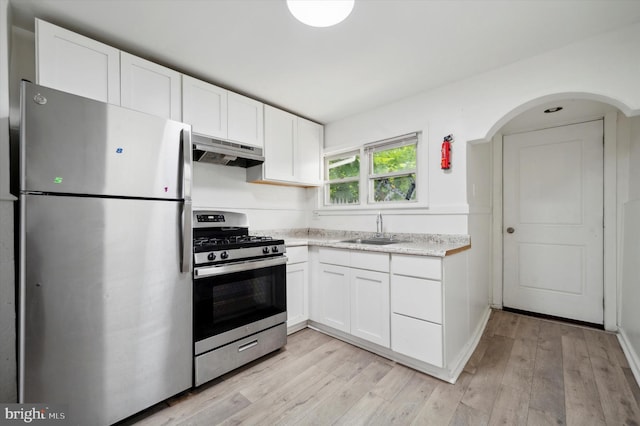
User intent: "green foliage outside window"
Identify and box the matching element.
[372,144,416,174]
[325,137,418,205]
[327,154,360,204]
[373,174,416,202]
[328,155,360,180]
[371,144,417,202]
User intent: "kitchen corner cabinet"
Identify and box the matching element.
[36,19,181,121]
[120,52,182,121]
[310,245,478,383]
[182,75,264,148]
[285,246,309,334]
[315,248,390,347]
[36,18,121,104]
[247,105,322,187]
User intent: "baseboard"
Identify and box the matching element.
[617,327,640,386]
[287,321,308,335]
[307,309,491,385]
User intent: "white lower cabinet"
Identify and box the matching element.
[310,247,476,383]
[286,246,309,333]
[317,263,350,333]
[391,254,444,367]
[350,269,390,347]
[391,314,443,367]
[316,248,390,347]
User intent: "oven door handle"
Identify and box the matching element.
[194,256,288,278]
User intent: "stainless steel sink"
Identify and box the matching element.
[340,237,405,245]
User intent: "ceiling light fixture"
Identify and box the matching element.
[544,106,563,113]
[287,0,355,28]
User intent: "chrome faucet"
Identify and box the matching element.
[376,212,383,237]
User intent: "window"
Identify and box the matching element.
[367,134,417,203]
[324,151,360,205]
[323,132,419,207]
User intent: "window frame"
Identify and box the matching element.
[366,135,418,205]
[323,149,362,206]
[322,132,420,208]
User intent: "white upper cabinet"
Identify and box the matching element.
[247,105,322,186]
[296,116,323,185]
[182,75,227,140]
[120,52,182,121]
[182,75,264,148]
[36,18,121,104]
[264,106,296,181]
[36,19,179,121]
[227,92,264,148]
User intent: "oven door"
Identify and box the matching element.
[193,256,287,355]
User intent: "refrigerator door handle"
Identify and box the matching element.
[182,128,193,201]
[181,128,193,273]
[182,200,193,273]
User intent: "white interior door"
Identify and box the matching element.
[503,120,604,324]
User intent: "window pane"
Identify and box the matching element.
[328,154,360,180]
[372,144,416,175]
[328,181,359,205]
[372,174,416,202]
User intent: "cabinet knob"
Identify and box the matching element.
[506,227,515,234]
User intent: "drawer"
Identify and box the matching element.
[351,250,389,273]
[194,323,287,386]
[286,246,308,264]
[391,313,443,367]
[318,247,349,266]
[392,254,441,280]
[392,275,441,324]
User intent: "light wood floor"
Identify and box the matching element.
[125,310,640,425]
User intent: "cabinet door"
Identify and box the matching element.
[296,117,323,185]
[120,52,181,120]
[286,262,308,329]
[350,269,390,347]
[264,106,296,182]
[317,263,350,333]
[182,75,227,139]
[36,19,120,104]
[228,92,264,148]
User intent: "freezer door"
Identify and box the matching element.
[19,195,192,425]
[20,82,190,199]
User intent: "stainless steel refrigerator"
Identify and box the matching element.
[17,82,193,425]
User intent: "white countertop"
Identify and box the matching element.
[259,229,471,257]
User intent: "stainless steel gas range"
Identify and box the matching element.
[192,210,287,386]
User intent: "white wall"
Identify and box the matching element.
[620,116,640,382]
[321,21,640,236]
[466,141,492,326]
[192,162,311,230]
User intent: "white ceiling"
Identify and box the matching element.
[9,0,640,124]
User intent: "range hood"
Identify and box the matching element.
[192,134,264,168]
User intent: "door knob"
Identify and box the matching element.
[506,227,515,234]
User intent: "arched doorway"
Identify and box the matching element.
[488,97,622,330]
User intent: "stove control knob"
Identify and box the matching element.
[220,251,229,260]
[271,246,279,253]
[262,247,270,254]
[207,252,216,261]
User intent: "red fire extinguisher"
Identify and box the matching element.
[441,134,453,170]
